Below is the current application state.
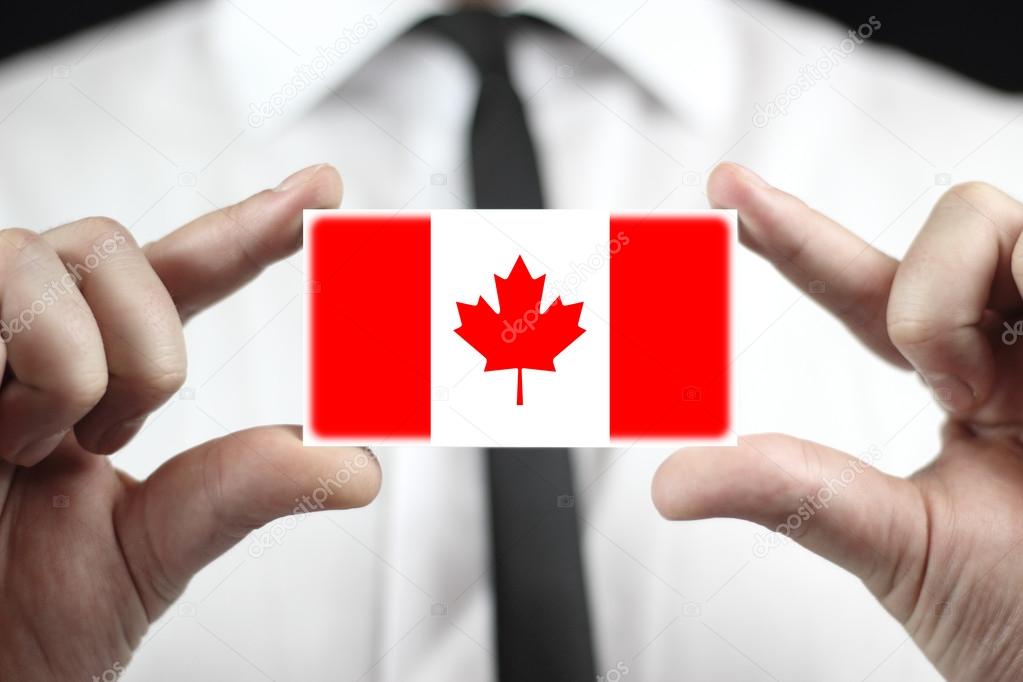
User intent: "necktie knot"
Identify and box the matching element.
[418,9,545,209]
[419,9,512,77]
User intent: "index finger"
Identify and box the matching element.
[144,163,342,321]
[707,162,908,368]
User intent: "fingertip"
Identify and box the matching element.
[315,445,383,510]
[651,447,713,520]
[707,162,769,210]
[707,163,785,255]
[274,163,343,208]
[652,436,799,523]
[706,163,739,210]
[263,426,382,510]
[344,447,382,508]
[310,163,344,209]
[651,452,680,519]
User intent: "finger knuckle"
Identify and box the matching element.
[831,286,886,330]
[54,369,109,411]
[887,316,941,349]
[77,216,138,251]
[795,437,827,486]
[200,442,251,536]
[139,360,188,400]
[216,202,280,274]
[0,227,44,256]
[943,181,1002,211]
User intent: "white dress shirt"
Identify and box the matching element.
[1,0,1021,679]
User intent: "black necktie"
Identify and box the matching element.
[420,10,596,681]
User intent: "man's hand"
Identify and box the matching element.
[0,164,381,680]
[653,163,1023,681]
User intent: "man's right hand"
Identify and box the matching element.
[0,163,381,681]
[655,163,1023,681]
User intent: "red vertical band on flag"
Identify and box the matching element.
[308,214,431,439]
[610,215,730,438]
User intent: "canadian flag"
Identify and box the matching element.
[304,210,734,447]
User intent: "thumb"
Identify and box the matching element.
[114,425,380,619]
[653,434,926,609]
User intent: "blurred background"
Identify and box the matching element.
[6,0,1022,90]
[2,1,1019,680]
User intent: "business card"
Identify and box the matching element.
[304,209,735,447]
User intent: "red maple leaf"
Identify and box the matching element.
[455,256,585,405]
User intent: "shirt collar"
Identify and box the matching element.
[209,0,739,132]
[518,0,740,131]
